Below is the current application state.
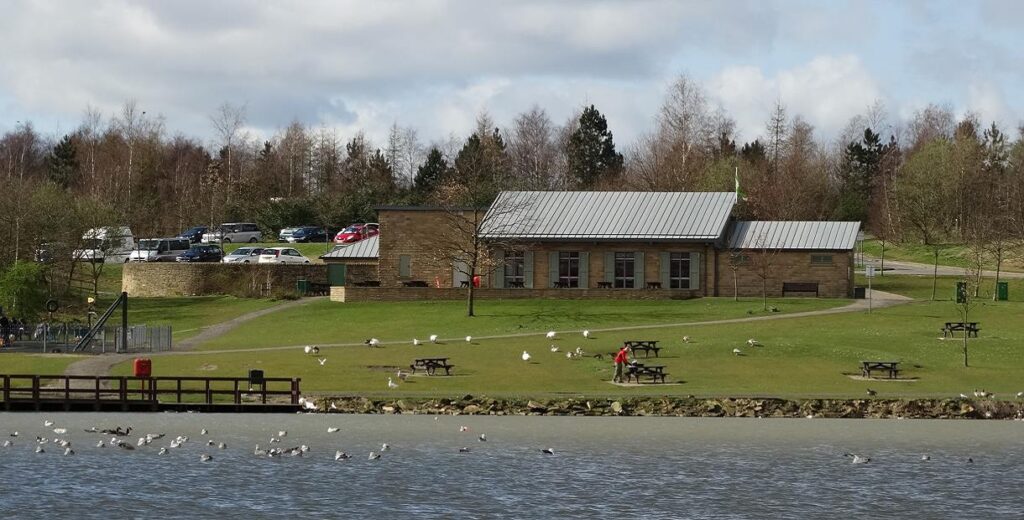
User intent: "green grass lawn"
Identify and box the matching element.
[858,272,1024,302]
[861,238,1024,272]
[126,296,281,341]
[196,297,847,351]
[0,354,85,376]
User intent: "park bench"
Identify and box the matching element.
[596,282,613,289]
[645,282,662,289]
[411,357,455,376]
[861,360,901,379]
[625,363,667,384]
[624,340,661,358]
[507,281,525,288]
[403,280,430,288]
[942,322,980,338]
[308,282,330,296]
[782,282,819,297]
[551,281,570,288]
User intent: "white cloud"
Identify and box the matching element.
[709,55,882,142]
[965,82,1008,127]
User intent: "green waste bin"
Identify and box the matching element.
[997,281,1009,301]
[296,279,309,295]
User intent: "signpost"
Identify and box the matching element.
[865,266,875,313]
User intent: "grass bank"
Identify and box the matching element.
[861,238,1024,272]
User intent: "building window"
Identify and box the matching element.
[729,253,750,265]
[558,252,580,288]
[614,252,635,288]
[669,252,691,289]
[504,251,525,286]
[810,254,833,266]
[399,255,412,277]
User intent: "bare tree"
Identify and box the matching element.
[955,265,981,367]
[507,105,559,190]
[726,249,747,302]
[747,233,781,311]
[209,102,247,204]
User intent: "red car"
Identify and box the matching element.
[334,223,380,244]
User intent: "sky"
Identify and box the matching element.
[1,0,1022,149]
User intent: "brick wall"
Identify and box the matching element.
[715,250,853,298]
[378,209,476,288]
[331,286,699,302]
[123,263,328,297]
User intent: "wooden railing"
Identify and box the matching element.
[0,375,301,407]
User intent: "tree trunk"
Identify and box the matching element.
[931,248,938,301]
[993,252,1002,301]
[879,239,885,277]
[466,278,475,317]
[963,308,969,367]
[732,270,738,302]
[762,277,767,311]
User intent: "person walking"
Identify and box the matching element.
[0,313,9,349]
[612,344,631,383]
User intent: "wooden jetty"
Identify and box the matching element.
[0,374,302,413]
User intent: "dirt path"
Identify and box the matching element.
[63,297,326,384]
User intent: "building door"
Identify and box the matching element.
[452,261,470,288]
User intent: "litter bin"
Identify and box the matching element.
[296,279,309,295]
[853,286,866,299]
[249,369,265,385]
[133,358,152,378]
[997,281,1009,301]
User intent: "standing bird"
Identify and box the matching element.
[318,358,327,366]
[413,338,421,346]
[732,348,742,356]
[478,434,487,442]
[747,339,760,347]
[304,346,313,354]
[465,336,473,343]
[388,378,399,389]
[522,351,531,362]
[866,389,877,397]
[367,338,380,347]
[682,336,691,343]
[582,330,590,339]
[429,335,439,344]
[546,331,557,340]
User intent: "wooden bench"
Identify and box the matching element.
[942,322,980,338]
[782,282,819,297]
[861,360,900,379]
[624,340,661,358]
[625,363,667,384]
[308,282,330,296]
[411,358,454,376]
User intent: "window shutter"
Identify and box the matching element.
[604,252,615,284]
[634,251,645,289]
[660,252,671,288]
[548,252,559,287]
[578,252,589,288]
[524,251,534,288]
[689,252,701,290]
[492,248,504,288]
[399,255,411,278]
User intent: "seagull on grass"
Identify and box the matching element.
[413,338,421,346]
[546,331,557,339]
[582,330,590,339]
[366,338,380,347]
[682,336,691,343]
[747,339,760,347]
[550,345,559,353]
[465,336,473,343]
[388,378,399,389]
[429,335,439,343]
[522,351,531,362]
[318,358,327,366]
[732,348,742,356]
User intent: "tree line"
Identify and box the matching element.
[2,75,1024,310]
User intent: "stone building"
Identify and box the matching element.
[328,191,860,302]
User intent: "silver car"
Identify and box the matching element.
[221,247,265,264]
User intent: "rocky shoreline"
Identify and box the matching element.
[313,395,1024,420]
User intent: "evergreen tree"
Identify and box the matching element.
[414,147,449,196]
[837,128,885,221]
[452,121,508,206]
[46,134,79,188]
[566,105,623,188]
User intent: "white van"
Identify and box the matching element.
[74,227,135,263]
[129,238,192,262]
[201,223,262,244]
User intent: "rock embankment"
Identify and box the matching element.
[313,396,1024,419]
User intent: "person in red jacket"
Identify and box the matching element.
[612,345,631,383]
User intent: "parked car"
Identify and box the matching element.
[334,223,379,244]
[258,247,312,264]
[74,227,135,263]
[129,238,192,262]
[176,244,224,263]
[177,226,209,244]
[201,223,262,244]
[281,226,328,243]
[221,247,264,264]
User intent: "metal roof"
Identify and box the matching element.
[320,235,379,259]
[478,191,737,241]
[728,221,861,250]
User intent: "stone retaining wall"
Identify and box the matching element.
[123,263,328,297]
[330,286,700,302]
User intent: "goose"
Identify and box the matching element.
[304,345,313,354]
[732,348,742,356]
[52,428,67,435]
[368,451,381,460]
[201,428,208,435]
[429,335,439,343]
[582,330,590,339]
[413,338,421,346]
[541,448,554,455]
[318,358,327,366]
[335,450,350,460]
[381,443,390,451]
[388,378,399,390]
[747,339,760,347]
[478,434,487,442]
[546,331,557,339]
[35,446,44,454]
[866,389,877,396]
[396,370,409,381]
[465,336,473,343]
[63,447,74,456]
[200,454,213,462]
[845,453,870,464]
[311,346,320,355]
[459,447,471,453]
[218,442,227,449]
[158,447,168,455]
[43,420,54,427]
[550,345,559,353]
[327,427,341,433]
[254,445,267,456]
[96,440,105,448]
[522,351,531,362]
[2,440,11,447]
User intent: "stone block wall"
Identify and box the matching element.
[123,263,328,297]
[331,286,699,302]
[715,250,853,298]
[378,208,475,288]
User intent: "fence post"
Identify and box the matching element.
[3,375,9,402]
[205,379,211,404]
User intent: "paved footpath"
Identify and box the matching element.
[61,292,912,380]
[861,256,1024,279]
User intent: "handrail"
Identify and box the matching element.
[0,374,301,406]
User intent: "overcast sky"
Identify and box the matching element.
[1,0,1022,148]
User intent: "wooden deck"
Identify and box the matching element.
[0,374,302,413]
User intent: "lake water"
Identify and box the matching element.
[0,413,1021,519]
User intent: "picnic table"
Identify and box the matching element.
[411,357,455,376]
[942,322,980,338]
[625,362,667,384]
[624,340,661,358]
[551,281,569,288]
[507,281,525,288]
[596,282,613,289]
[861,360,901,379]
[403,280,430,288]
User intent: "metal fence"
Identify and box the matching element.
[3,323,172,353]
